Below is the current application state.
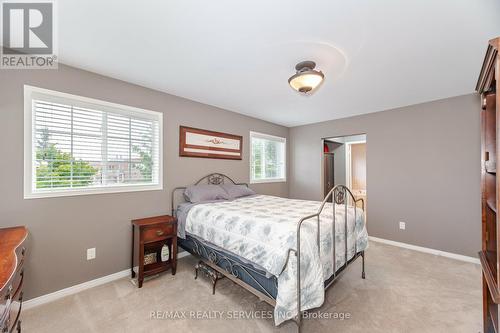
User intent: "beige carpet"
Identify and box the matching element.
[22,242,482,333]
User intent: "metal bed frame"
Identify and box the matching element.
[172,173,366,331]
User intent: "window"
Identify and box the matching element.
[24,85,163,198]
[250,131,286,183]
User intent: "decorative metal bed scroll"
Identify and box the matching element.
[188,236,278,305]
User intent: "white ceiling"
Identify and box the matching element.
[58,0,500,127]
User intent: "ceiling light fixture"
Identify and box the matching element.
[288,61,324,94]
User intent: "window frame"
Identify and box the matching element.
[249,131,287,184]
[24,85,163,199]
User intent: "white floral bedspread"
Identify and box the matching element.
[185,194,368,325]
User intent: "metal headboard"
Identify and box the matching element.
[332,185,365,211]
[171,173,249,216]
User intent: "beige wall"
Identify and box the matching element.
[0,64,289,300]
[289,94,481,257]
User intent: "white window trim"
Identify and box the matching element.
[23,85,164,199]
[249,131,287,184]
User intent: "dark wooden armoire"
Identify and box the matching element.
[477,37,500,333]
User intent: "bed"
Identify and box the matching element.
[171,173,368,330]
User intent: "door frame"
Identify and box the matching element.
[322,135,366,197]
[344,140,366,190]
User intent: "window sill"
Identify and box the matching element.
[250,178,287,184]
[24,184,163,199]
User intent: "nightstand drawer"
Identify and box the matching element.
[143,224,174,243]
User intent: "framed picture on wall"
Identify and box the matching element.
[179,126,243,160]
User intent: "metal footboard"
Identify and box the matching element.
[293,185,365,330]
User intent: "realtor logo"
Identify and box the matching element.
[1,0,57,69]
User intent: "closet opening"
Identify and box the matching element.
[322,134,367,217]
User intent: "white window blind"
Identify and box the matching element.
[250,131,286,183]
[24,86,163,198]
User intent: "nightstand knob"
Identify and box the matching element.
[156,230,164,236]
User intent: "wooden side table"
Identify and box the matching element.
[0,226,27,333]
[131,215,177,288]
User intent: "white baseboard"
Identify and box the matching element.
[23,269,130,310]
[369,236,480,264]
[24,252,192,310]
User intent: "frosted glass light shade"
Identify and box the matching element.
[288,70,324,93]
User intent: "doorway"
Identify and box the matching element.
[323,134,367,211]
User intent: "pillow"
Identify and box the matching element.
[220,184,255,199]
[184,185,230,203]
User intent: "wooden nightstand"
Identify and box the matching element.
[131,215,177,288]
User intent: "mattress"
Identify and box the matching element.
[180,194,368,325]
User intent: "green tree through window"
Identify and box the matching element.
[36,128,98,188]
[264,140,278,178]
[250,132,285,182]
[132,133,153,182]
